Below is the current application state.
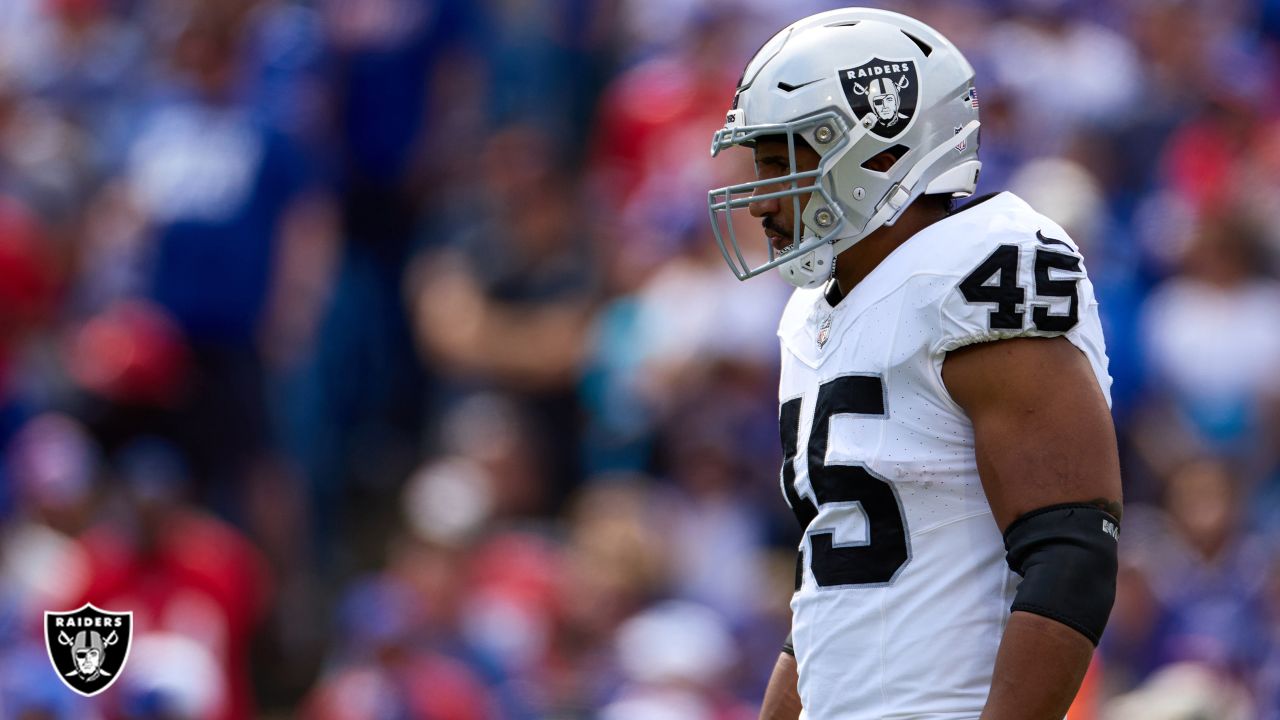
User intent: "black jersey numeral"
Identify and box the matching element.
[1032,250,1082,331]
[959,234,1082,332]
[780,375,910,589]
[958,244,1024,329]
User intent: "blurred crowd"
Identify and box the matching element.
[0,0,1277,718]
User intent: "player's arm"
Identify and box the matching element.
[759,646,802,720]
[942,336,1122,720]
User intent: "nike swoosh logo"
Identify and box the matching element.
[1036,230,1071,248]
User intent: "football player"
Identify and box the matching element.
[705,9,1122,720]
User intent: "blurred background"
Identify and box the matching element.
[0,0,1276,718]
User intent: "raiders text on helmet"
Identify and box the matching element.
[707,8,982,288]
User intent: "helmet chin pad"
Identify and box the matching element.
[779,239,835,289]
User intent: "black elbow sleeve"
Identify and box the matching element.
[1003,503,1120,646]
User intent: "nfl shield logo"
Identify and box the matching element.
[817,314,833,349]
[44,603,133,697]
[839,58,920,140]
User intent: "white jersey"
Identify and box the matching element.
[778,192,1110,719]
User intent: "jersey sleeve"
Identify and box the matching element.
[924,216,1113,405]
[930,227,1085,350]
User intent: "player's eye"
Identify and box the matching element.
[755,158,788,179]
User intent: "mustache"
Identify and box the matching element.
[762,218,794,239]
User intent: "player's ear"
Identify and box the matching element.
[862,152,897,173]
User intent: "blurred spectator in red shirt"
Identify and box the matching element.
[68,439,271,720]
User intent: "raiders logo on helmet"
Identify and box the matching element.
[44,603,133,697]
[839,58,920,140]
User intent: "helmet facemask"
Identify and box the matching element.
[707,109,854,289]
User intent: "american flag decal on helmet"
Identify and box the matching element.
[966,87,979,109]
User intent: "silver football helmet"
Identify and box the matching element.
[707,8,982,288]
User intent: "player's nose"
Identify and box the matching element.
[748,185,780,218]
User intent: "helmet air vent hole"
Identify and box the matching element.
[901,31,933,56]
[777,79,820,93]
[860,144,911,171]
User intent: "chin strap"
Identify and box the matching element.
[828,120,981,257]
